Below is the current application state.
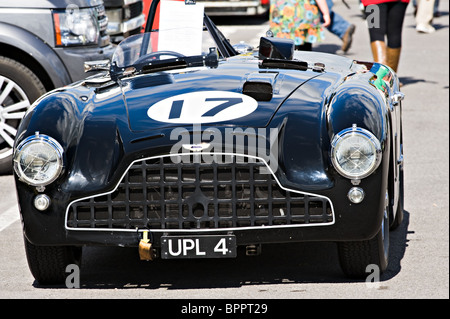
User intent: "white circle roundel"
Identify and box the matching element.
[147,91,258,124]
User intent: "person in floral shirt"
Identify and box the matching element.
[269,0,331,51]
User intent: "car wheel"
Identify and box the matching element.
[338,190,390,278]
[24,237,82,285]
[0,56,46,174]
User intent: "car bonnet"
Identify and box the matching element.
[120,60,324,131]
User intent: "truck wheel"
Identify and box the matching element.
[24,237,82,285]
[0,56,46,174]
[338,190,390,278]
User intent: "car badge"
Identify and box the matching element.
[182,143,210,152]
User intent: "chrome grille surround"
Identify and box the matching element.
[65,153,335,232]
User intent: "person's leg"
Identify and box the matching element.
[324,0,349,38]
[366,3,388,65]
[321,0,355,52]
[416,0,436,33]
[434,0,440,16]
[341,23,355,53]
[386,2,408,73]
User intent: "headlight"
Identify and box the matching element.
[53,5,99,46]
[331,125,382,180]
[13,133,64,187]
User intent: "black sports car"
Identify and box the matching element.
[13,0,405,284]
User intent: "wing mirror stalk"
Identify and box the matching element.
[84,60,111,73]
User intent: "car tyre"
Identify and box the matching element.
[338,190,390,278]
[0,56,46,174]
[24,237,82,285]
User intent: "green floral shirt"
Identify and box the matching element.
[269,0,325,45]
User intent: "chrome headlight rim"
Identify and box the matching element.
[13,133,64,187]
[331,125,382,180]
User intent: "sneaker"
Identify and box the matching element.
[341,24,356,53]
[416,24,436,33]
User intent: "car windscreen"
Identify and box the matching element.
[111,28,219,69]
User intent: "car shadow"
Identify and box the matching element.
[381,211,412,281]
[34,211,411,290]
[398,76,439,87]
[313,43,342,55]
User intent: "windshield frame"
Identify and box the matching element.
[109,0,237,81]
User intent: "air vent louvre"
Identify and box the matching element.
[243,82,273,101]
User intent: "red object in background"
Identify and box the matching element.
[260,0,269,5]
[142,0,151,23]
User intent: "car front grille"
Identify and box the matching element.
[128,1,143,20]
[66,154,334,231]
[96,4,111,47]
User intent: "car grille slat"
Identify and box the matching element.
[66,155,334,231]
[128,1,143,19]
[96,4,110,47]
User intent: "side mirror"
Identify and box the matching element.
[258,36,294,60]
[84,60,111,73]
[392,91,405,106]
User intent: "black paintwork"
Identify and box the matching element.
[14,8,403,250]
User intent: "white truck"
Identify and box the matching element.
[196,0,269,16]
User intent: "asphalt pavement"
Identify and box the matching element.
[323,0,450,298]
[218,0,450,299]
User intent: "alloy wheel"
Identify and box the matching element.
[0,75,31,160]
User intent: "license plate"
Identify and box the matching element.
[160,235,236,259]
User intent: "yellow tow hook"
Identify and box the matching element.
[139,230,155,261]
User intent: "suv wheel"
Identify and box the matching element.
[0,56,46,174]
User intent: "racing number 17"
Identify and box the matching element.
[168,98,243,119]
